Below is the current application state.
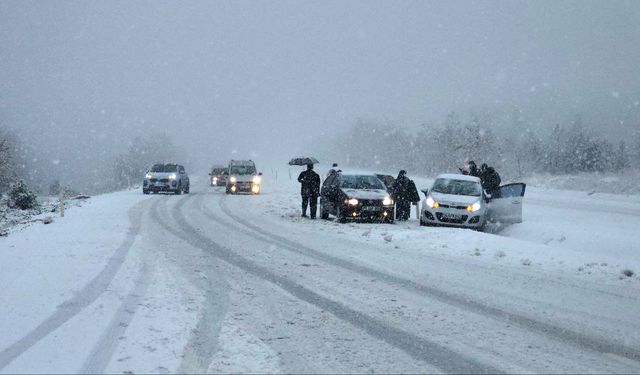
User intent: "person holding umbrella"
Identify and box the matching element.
[297,163,321,218]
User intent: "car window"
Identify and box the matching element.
[339,175,385,190]
[229,165,256,175]
[163,164,178,173]
[431,178,482,196]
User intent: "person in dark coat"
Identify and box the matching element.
[480,163,501,196]
[298,163,321,218]
[391,170,420,221]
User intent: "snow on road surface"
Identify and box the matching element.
[1,167,639,373]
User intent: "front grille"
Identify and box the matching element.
[160,178,169,183]
[150,178,158,183]
[357,199,380,206]
[440,203,467,210]
[436,212,468,224]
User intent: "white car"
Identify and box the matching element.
[226,159,262,194]
[420,173,526,229]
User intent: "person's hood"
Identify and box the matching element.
[429,191,481,205]
[342,188,389,200]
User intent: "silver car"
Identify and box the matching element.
[420,173,525,229]
[143,163,190,195]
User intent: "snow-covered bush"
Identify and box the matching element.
[7,180,38,210]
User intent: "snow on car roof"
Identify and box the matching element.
[229,160,255,166]
[436,173,481,182]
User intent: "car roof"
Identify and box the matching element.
[229,160,255,166]
[436,173,481,182]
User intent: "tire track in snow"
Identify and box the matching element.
[170,192,502,374]
[81,263,150,374]
[215,194,640,366]
[0,201,146,371]
[148,197,229,374]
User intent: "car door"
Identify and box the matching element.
[321,173,339,214]
[486,183,526,224]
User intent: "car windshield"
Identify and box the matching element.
[340,175,385,190]
[230,165,256,175]
[431,178,482,196]
[211,168,227,174]
[150,164,178,173]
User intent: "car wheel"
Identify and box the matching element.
[143,189,149,195]
[174,183,182,195]
[185,184,190,194]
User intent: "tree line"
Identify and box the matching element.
[320,113,638,179]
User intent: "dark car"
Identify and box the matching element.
[320,172,395,223]
[143,163,190,195]
[209,165,228,186]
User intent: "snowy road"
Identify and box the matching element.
[1,173,640,373]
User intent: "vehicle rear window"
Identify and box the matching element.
[340,175,385,190]
[431,178,482,196]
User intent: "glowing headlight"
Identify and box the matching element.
[347,198,359,206]
[145,173,152,179]
[230,176,237,183]
[382,196,393,206]
[426,196,437,208]
[467,201,482,212]
[251,184,260,193]
[168,174,176,180]
[213,177,217,182]
[252,176,261,184]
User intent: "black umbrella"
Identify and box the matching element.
[288,157,319,166]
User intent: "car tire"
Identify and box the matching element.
[174,183,182,195]
[185,184,190,194]
[143,189,149,195]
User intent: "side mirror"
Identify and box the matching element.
[421,189,429,196]
[258,172,263,176]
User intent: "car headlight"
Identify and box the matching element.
[426,196,439,208]
[168,173,176,180]
[252,175,261,184]
[347,198,359,206]
[145,173,152,179]
[467,201,482,212]
[382,196,393,206]
[230,176,237,183]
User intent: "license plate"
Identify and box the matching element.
[362,206,381,212]
[443,213,462,220]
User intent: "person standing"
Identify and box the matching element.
[480,163,501,196]
[298,163,321,218]
[391,170,420,221]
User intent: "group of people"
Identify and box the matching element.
[460,160,501,195]
[296,163,420,221]
[296,160,501,220]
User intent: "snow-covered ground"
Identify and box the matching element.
[1,166,639,373]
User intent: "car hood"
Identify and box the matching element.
[429,192,481,205]
[342,189,388,200]
[148,172,178,178]
[230,174,256,182]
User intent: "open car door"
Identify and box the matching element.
[486,183,526,224]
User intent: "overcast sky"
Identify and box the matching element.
[1,0,639,168]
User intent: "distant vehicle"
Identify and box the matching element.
[209,165,228,186]
[143,163,190,195]
[420,173,525,229]
[320,172,394,223]
[226,160,262,194]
